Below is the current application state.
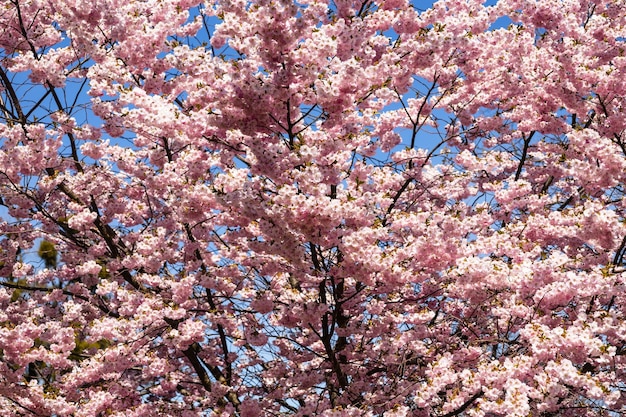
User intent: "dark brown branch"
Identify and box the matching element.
[612,235,626,267]
[0,281,119,318]
[46,81,84,173]
[383,177,413,226]
[515,131,535,181]
[439,390,484,417]
[183,224,238,398]
[0,67,26,125]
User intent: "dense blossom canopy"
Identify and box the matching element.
[0,0,625,415]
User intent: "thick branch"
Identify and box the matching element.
[515,131,535,181]
[439,390,484,417]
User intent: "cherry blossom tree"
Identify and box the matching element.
[0,0,625,415]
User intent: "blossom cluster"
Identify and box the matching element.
[0,0,624,415]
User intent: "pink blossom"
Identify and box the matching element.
[0,0,624,415]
